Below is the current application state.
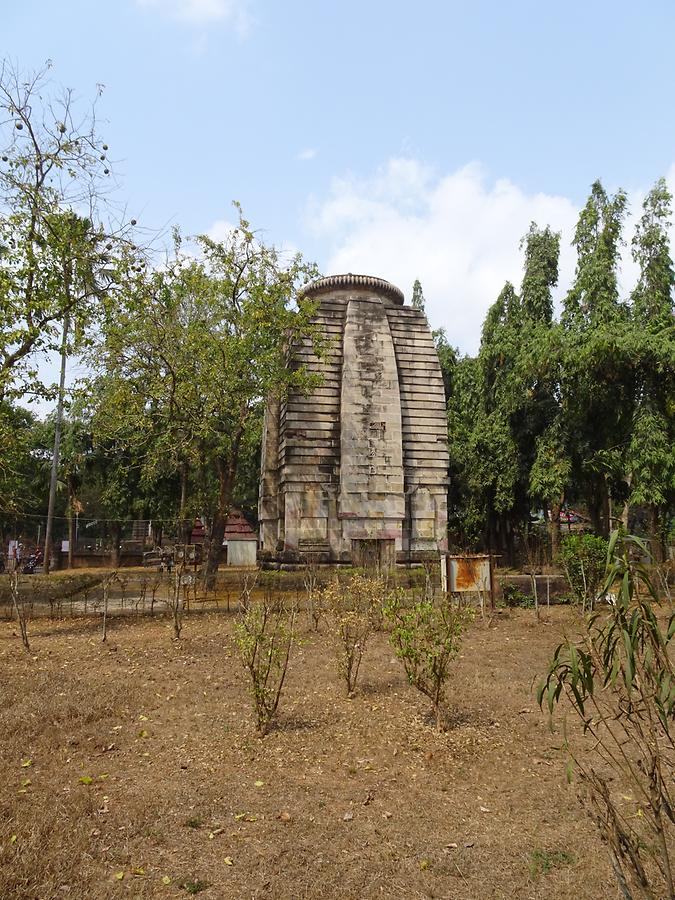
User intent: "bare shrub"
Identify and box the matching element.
[322,573,391,696]
[238,569,260,613]
[167,563,188,639]
[234,594,296,735]
[9,572,29,650]
[303,555,322,631]
[539,533,675,899]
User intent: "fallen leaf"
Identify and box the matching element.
[224,856,234,866]
[79,776,94,785]
[162,875,171,885]
[21,759,32,768]
[343,811,354,822]
[254,780,264,788]
[114,871,124,880]
[21,778,31,787]
[131,866,145,876]
[278,811,291,822]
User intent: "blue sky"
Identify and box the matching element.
[5,0,675,357]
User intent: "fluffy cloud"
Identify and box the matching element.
[136,0,252,34]
[306,159,671,354]
[297,148,317,162]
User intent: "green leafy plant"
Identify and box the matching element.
[557,533,609,611]
[502,584,535,609]
[385,596,473,731]
[181,878,208,895]
[234,595,296,735]
[528,848,575,879]
[538,532,675,899]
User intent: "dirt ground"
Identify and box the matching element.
[0,604,614,900]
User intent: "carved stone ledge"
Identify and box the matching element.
[301,273,404,306]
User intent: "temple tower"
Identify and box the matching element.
[259,274,448,565]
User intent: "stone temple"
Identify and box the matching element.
[258,273,449,567]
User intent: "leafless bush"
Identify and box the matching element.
[304,555,322,631]
[321,574,390,696]
[10,572,29,650]
[234,594,296,735]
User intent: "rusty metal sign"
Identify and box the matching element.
[447,554,492,594]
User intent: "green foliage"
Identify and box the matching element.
[501,584,535,609]
[411,278,425,311]
[432,327,456,400]
[234,596,296,735]
[87,208,321,578]
[520,223,560,323]
[538,533,675,899]
[0,62,131,402]
[385,596,473,730]
[557,533,608,611]
[527,849,575,879]
[180,879,208,895]
[448,177,673,558]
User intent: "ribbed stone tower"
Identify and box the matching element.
[259,274,448,566]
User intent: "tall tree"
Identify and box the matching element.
[411,278,425,311]
[0,60,130,402]
[89,209,321,582]
[626,178,675,558]
[562,180,631,537]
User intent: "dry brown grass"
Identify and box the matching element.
[0,606,612,899]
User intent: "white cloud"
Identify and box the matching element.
[307,159,675,354]
[136,0,253,35]
[297,148,317,162]
[206,218,238,243]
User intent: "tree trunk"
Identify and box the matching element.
[44,311,70,574]
[203,511,226,589]
[110,521,122,568]
[179,461,192,545]
[650,506,664,563]
[589,477,610,539]
[600,478,611,539]
[151,522,162,547]
[550,501,562,563]
[202,452,238,588]
[67,475,75,569]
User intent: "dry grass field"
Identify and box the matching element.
[0,604,613,899]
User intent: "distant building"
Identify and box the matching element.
[191,510,258,566]
[259,274,449,567]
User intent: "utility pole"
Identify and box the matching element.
[44,312,70,575]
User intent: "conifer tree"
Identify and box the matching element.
[411,278,425,311]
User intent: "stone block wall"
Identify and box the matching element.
[259,274,449,564]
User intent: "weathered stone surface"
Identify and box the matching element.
[259,273,449,564]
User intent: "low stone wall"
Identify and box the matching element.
[56,551,144,569]
[495,573,569,601]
